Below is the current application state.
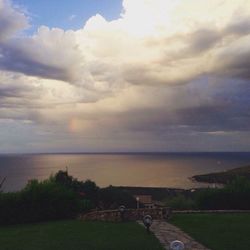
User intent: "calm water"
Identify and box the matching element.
[0,153,250,192]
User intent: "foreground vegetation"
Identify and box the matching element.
[1,169,250,226]
[0,170,136,225]
[171,213,250,250]
[164,177,250,210]
[0,220,163,250]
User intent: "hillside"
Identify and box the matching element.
[192,165,250,184]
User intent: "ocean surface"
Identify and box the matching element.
[0,152,250,192]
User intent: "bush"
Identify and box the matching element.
[54,170,99,208]
[53,171,136,209]
[164,194,196,210]
[0,178,83,225]
[98,186,136,209]
[0,171,137,225]
[195,177,250,210]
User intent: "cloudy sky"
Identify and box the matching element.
[0,0,250,153]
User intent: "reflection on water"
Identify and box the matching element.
[0,153,250,192]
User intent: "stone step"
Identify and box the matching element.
[137,220,211,250]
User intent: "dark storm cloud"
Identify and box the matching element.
[0,80,45,118]
[0,42,72,82]
[175,105,250,133]
[0,83,41,101]
[225,18,250,36]
[106,79,250,136]
[0,84,32,98]
[187,29,221,54]
[213,47,250,80]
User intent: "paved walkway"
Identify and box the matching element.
[138,220,211,250]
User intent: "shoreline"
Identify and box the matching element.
[192,165,250,184]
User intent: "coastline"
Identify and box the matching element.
[192,165,250,184]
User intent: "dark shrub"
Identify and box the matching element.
[164,194,197,210]
[98,186,136,209]
[0,170,138,225]
[195,177,250,210]
[54,170,99,208]
[0,179,82,225]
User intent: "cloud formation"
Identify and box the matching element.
[0,0,250,152]
[0,0,28,41]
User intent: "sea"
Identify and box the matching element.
[0,152,250,192]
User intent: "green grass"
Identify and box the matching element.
[170,213,250,250]
[0,220,163,250]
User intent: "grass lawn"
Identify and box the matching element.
[170,213,250,250]
[0,220,163,250]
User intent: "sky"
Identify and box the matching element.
[0,0,250,153]
[12,0,122,32]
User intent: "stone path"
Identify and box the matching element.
[138,220,211,250]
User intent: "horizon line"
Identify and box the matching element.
[1,151,250,155]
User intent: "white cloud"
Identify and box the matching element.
[0,0,28,41]
[1,0,250,89]
[68,14,76,21]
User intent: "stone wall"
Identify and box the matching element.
[79,207,171,222]
[173,209,250,214]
